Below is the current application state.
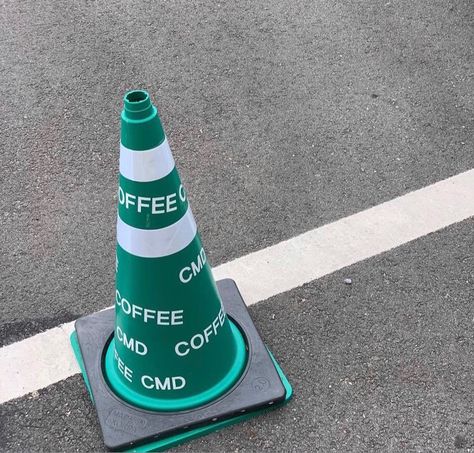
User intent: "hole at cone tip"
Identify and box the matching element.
[126,90,148,103]
[123,90,153,115]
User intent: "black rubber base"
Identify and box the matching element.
[73,279,290,451]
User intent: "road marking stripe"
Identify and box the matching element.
[120,138,175,182]
[1,169,473,404]
[117,206,197,257]
[213,169,474,305]
[0,323,79,403]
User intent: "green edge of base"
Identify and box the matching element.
[70,331,293,452]
[70,331,94,403]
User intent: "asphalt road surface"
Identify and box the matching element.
[0,0,473,451]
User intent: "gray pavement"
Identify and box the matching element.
[1,0,473,346]
[1,220,473,451]
[1,0,473,451]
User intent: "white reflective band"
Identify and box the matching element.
[120,138,175,182]
[117,207,197,258]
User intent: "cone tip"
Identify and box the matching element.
[122,90,157,122]
[121,90,165,148]
[124,90,151,112]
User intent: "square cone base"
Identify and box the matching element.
[70,279,293,452]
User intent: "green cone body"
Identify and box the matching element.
[104,91,246,411]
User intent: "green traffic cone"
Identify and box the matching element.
[104,90,247,411]
[70,90,292,452]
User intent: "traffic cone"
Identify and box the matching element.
[70,90,292,451]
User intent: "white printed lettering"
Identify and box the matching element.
[178,184,186,202]
[179,266,192,284]
[115,292,184,325]
[125,192,136,209]
[174,308,226,356]
[179,248,206,284]
[166,193,177,212]
[114,348,134,382]
[116,325,148,356]
[118,187,125,204]
[137,196,151,213]
[151,196,165,214]
[119,188,184,216]
[141,375,186,390]
[171,310,183,325]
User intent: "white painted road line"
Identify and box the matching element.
[213,169,474,305]
[0,322,79,403]
[1,169,473,404]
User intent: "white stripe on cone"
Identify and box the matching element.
[120,137,175,182]
[117,206,197,258]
